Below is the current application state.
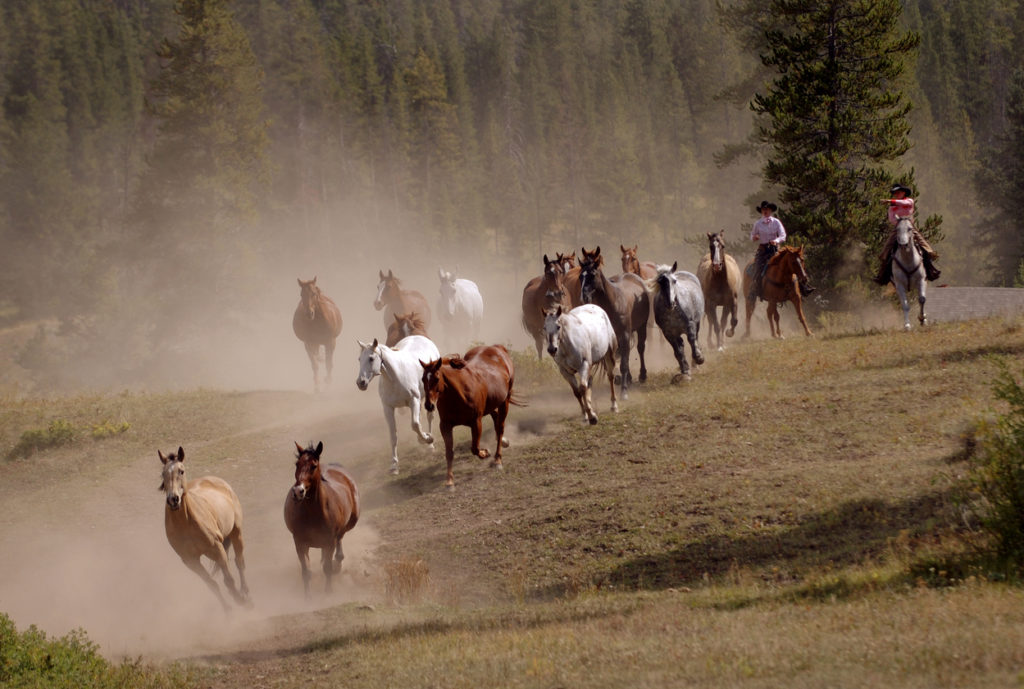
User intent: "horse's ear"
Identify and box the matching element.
[297,278,303,288]
[620,244,627,253]
[315,441,323,457]
[387,269,394,278]
[672,260,678,272]
[707,232,713,239]
[379,269,385,280]
[372,337,379,348]
[595,245,601,256]
[439,268,445,280]
[158,450,168,465]
[312,276,317,284]
[394,313,402,324]
[294,441,304,456]
[176,446,185,462]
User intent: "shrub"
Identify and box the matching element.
[964,361,1024,568]
[90,420,131,440]
[7,419,76,460]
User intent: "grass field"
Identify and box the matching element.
[2,316,1024,688]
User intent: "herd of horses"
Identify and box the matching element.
[163,233,916,608]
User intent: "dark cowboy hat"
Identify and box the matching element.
[756,200,778,212]
[889,184,912,196]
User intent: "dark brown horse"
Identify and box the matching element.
[385,311,429,347]
[578,246,649,398]
[521,255,568,359]
[696,231,741,351]
[742,246,813,339]
[293,277,343,392]
[420,345,518,489]
[619,244,659,280]
[284,441,360,596]
[374,269,431,330]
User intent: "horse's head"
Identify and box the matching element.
[158,446,187,511]
[542,254,564,283]
[298,277,321,320]
[420,357,446,412]
[542,305,565,356]
[291,441,324,501]
[556,251,576,273]
[777,246,811,284]
[579,246,604,303]
[648,262,679,303]
[375,269,399,311]
[620,245,641,274]
[707,232,725,271]
[356,338,382,390]
[438,268,458,316]
[895,217,914,248]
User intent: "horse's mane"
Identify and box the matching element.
[767,246,801,265]
[645,264,676,297]
[445,355,467,370]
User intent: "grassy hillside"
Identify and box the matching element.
[2,316,1024,687]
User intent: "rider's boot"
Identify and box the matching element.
[799,281,815,297]
[923,253,941,282]
[873,256,892,286]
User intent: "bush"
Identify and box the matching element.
[7,420,76,460]
[90,420,131,440]
[964,361,1024,568]
[0,612,196,688]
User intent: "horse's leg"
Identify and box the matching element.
[718,308,730,349]
[743,291,755,338]
[321,542,337,593]
[409,397,434,445]
[323,340,336,387]
[766,302,782,339]
[470,416,490,460]
[579,360,598,424]
[792,294,813,337]
[304,341,320,392]
[918,277,927,326]
[442,423,456,489]
[636,325,648,383]
[206,540,248,605]
[334,536,344,571]
[383,404,400,474]
[726,298,738,338]
[688,317,705,366]
[181,555,231,612]
[490,403,508,469]
[605,351,618,413]
[670,335,690,382]
[293,542,312,597]
[617,334,631,400]
[228,526,250,600]
[533,331,545,360]
[557,364,589,423]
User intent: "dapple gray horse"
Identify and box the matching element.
[647,263,705,382]
[891,217,928,330]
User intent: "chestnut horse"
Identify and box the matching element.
[559,251,584,307]
[521,255,568,359]
[420,345,518,489]
[158,447,250,612]
[578,246,649,399]
[619,244,659,280]
[696,231,741,351]
[385,312,429,347]
[284,441,360,596]
[293,277,343,392]
[742,246,813,339]
[375,269,431,330]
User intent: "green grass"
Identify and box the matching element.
[4,316,1024,688]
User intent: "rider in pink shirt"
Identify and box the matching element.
[874,184,940,285]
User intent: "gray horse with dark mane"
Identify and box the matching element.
[647,263,705,382]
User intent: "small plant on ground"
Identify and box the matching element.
[91,419,131,439]
[7,419,76,460]
[963,360,1024,571]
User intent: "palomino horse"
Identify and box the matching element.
[696,231,740,351]
[158,447,250,611]
[522,255,568,359]
[420,345,518,489]
[356,335,439,475]
[742,246,813,339]
[293,277,343,392]
[543,304,617,425]
[284,441,360,596]
[578,246,650,398]
[619,244,659,280]
[891,217,928,330]
[385,312,429,347]
[375,269,431,330]
[437,268,484,347]
[647,263,705,382]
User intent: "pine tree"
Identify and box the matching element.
[750,0,930,287]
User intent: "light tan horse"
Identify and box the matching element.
[696,231,741,351]
[158,447,250,611]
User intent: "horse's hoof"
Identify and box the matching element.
[389,465,400,475]
[500,437,510,448]
[478,450,490,459]
[903,323,912,331]
[446,483,455,492]
[421,433,434,444]
[670,373,691,384]
[490,460,504,470]
[588,416,598,425]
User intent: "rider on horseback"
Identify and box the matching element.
[873,184,941,285]
[749,200,814,300]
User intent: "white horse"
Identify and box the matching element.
[646,263,705,382]
[437,268,483,348]
[892,217,927,330]
[542,303,618,425]
[356,335,439,474]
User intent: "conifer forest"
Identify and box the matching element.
[2,0,1024,388]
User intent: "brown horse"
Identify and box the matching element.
[696,231,741,351]
[578,246,650,398]
[284,441,360,596]
[521,255,568,359]
[420,345,518,489]
[385,311,429,347]
[620,244,659,280]
[293,277,343,392]
[742,246,813,339]
[559,251,584,307]
[158,447,250,612]
[375,269,431,330]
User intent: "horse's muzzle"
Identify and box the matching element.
[291,484,307,501]
[373,300,384,311]
[356,378,368,391]
[424,400,435,412]
[547,345,558,356]
[166,495,181,510]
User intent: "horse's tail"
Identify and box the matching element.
[509,391,528,408]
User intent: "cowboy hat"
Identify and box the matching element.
[889,184,912,196]
[756,200,778,212]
